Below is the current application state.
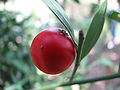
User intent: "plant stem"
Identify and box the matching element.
[69,30,84,82]
[61,73,120,86]
[32,73,120,90]
[69,62,79,82]
[119,62,120,73]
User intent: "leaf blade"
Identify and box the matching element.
[42,0,77,45]
[81,1,107,59]
[108,11,120,22]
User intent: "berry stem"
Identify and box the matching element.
[69,30,84,82]
[118,62,120,73]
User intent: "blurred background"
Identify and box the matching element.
[0,0,120,90]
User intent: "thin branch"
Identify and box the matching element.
[118,62,120,73]
[69,30,84,82]
[31,73,120,90]
[61,73,120,86]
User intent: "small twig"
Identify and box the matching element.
[61,73,120,86]
[31,73,120,90]
[69,30,84,82]
[118,62,120,73]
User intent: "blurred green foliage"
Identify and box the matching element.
[0,10,37,90]
[0,0,8,3]
[0,9,71,90]
[108,11,120,22]
[73,0,80,3]
[0,0,119,90]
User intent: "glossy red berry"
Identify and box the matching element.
[30,28,76,74]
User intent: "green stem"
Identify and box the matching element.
[61,73,120,86]
[118,62,120,73]
[69,30,84,82]
[69,62,79,82]
[31,73,120,90]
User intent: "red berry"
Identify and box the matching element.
[30,28,76,74]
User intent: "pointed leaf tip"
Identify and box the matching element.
[80,0,107,60]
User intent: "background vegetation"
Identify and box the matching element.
[0,0,120,90]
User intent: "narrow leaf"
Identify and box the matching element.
[74,0,80,3]
[42,0,77,45]
[81,1,107,59]
[108,11,120,22]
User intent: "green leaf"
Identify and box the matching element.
[74,0,80,3]
[108,11,120,22]
[42,0,77,46]
[81,1,107,59]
